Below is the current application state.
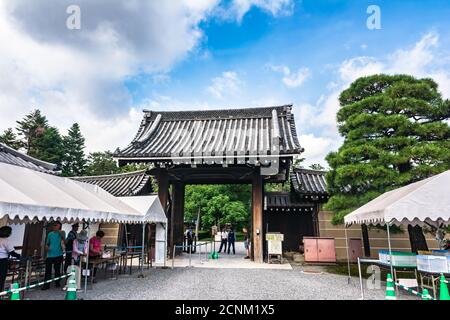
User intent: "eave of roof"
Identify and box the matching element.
[0,143,58,174]
[290,168,328,196]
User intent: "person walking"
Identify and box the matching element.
[227,228,236,255]
[64,223,79,272]
[243,228,250,259]
[42,222,65,290]
[0,226,21,292]
[218,228,228,253]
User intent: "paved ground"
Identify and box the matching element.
[23,242,417,300]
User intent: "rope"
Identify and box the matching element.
[0,272,74,297]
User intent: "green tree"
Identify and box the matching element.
[16,109,49,154]
[32,127,65,166]
[326,74,450,225]
[84,151,120,176]
[0,128,21,149]
[61,123,87,176]
[310,163,325,170]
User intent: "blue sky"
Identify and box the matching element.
[1,0,450,166]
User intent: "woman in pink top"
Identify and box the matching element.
[88,230,104,283]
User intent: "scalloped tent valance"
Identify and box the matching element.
[344,170,450,227]
[0,162,161,225]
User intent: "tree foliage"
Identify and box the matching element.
[61,123,87,176]
[0,128,21,149]
[325,74,450,224]
[184,184,251,230]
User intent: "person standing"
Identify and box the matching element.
[0,226,21,292]
[89,230,105,283]
[64,223,79,272]
[227,228,236,255]
[42,222,65,290]
[72,230,88,265]
[218,228,228,253]
[243,228,250,259]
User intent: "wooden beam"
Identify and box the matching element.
[157,169,169,217]
[252,171,264,263]
[170,182,185,256]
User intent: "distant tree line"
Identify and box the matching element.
[0,109,145,176]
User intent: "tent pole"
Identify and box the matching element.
[139,223,145,278]
[163,223,167,268]
[84,222,90,296]
[345,226,351,284]
[386,221,394,279]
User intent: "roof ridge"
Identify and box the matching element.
[142,104,293,115]
[72,169,148,180]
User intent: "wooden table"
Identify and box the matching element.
[85,255,121,285]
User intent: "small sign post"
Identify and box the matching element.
[266,233,284,264]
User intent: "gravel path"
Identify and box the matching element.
[24,264,414,300]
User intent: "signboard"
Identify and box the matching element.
[266,233,283,255]
[266,233,284,242]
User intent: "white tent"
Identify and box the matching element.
[0,162,149,224]
[343,170,450,298]
[344,170,450,227]
[119,196,167,265]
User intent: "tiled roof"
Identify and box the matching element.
[114,105,302,164]
[264,192,315,212]
[0,143,58,174]
[72,170,153,197]
[290,168,328,196]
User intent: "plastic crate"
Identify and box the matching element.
[417,255,449,273]
[378,250,417,267]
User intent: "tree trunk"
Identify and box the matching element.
[407,225,428,253]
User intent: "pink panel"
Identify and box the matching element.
[304,237,318,262]
[317,238,336,262]
[349,238,363,262]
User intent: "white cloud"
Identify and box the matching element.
[216,0,295,22]
[207,71,243,99]
[269,65,311,88]
[0,0,220,152]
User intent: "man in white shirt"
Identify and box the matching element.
[0,226,21,292]
[218,228,228,253]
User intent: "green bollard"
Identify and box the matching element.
[65,270,77,301]
[440,275,450,300]
[422,289,432,300]
[10,283,20,300]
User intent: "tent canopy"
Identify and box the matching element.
[344,170,450,226]
[119,196,167,224]
[0,162,159,224]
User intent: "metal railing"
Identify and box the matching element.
[171,241,213,269]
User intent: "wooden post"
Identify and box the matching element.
[157,169,169,217]
[252,172,264,263]
[171,182,185,256]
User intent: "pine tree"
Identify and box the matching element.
[326,74,450,225]
[16,109,49,154]
[0,128,21,149]
[61,123,87,176]
[33,127,65,167]
[84,151,120,176]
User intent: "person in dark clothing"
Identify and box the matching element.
[64,223,79,272]
[0,226,21,292]
[227,228,236,254]
[42,222,65,290]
